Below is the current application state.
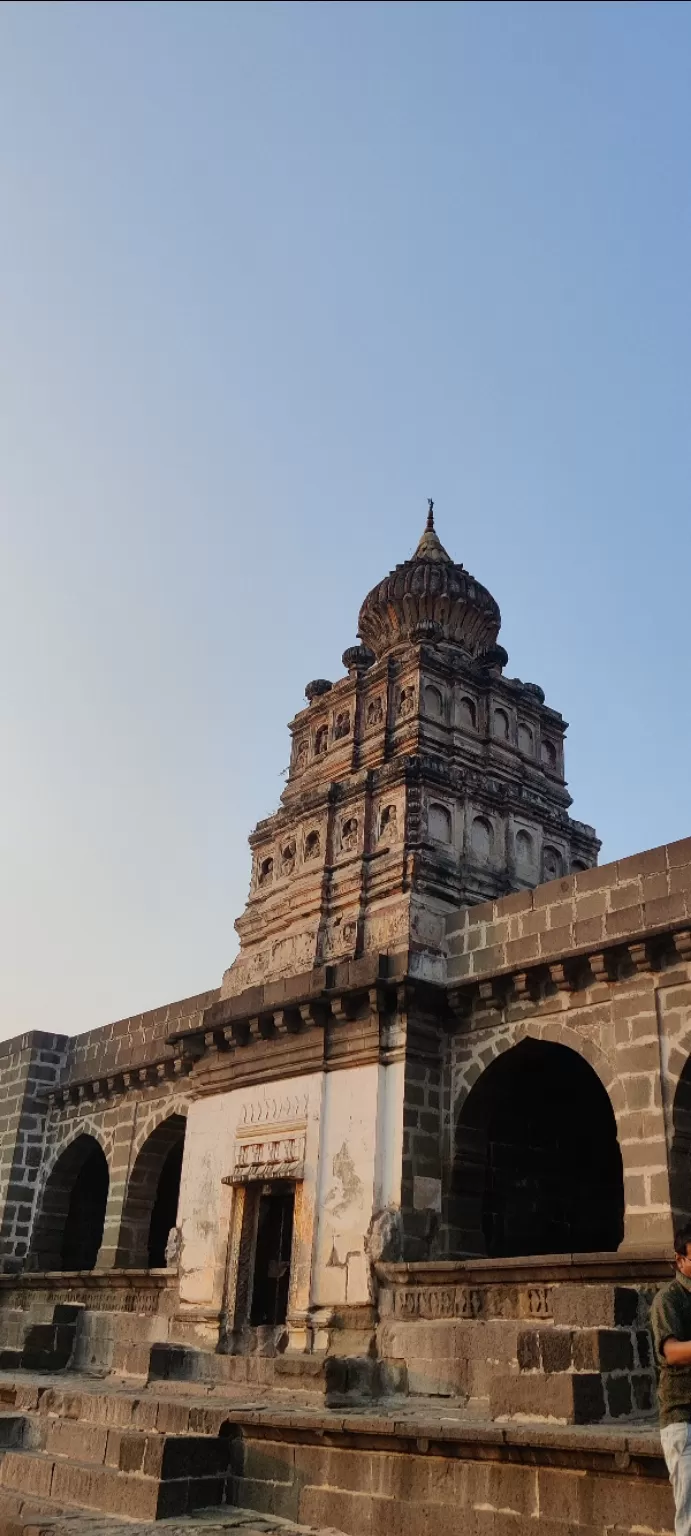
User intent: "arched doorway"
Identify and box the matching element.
[30,1135,109,1271]
[670,1057,691,1228]
[116,1114,186,1269]
[452,1038,624,1257]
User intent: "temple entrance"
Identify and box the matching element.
[249,1187,295,1326]
[30,1135,109,1271]
[115,1114,186,1269]
[452,1038,624,1257]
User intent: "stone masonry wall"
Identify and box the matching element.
[0,990,217,1273]
[0,1034,68,1272]
[445,836,691,1252]
[65,989,218,1082]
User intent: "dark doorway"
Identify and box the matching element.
[250,1187,295,1326]
[30,1135,109,1272]
[147,1139,184,1267]
[452,1038,624,1257]
[671,1057,691,1229]
[115,1114,186,1269]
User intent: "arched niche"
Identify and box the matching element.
[116,1113,187,1269]
[424,684,444,721]
[30,1134,109,1272]
[451,1038,624,1258]
[429,802,452,844]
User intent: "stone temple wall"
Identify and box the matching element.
[0,990,217,1273]
[443,835,691,1256]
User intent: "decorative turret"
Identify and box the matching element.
[357,500,501,660]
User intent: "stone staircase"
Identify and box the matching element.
[0,1388,237,1521]
[0,1306,82,1374]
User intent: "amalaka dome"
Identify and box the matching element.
[357,499,501,659]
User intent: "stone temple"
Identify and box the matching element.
[0,508,689,1533]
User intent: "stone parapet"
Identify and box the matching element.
[446,836,691,983]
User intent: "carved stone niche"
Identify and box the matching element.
[293,738,308,773]
[398,685,416,719]
[257,855,274,886]
[379,803,398,841]
[304,828,321,861]
[334,710,351,740]
[280,841,296,876]
[340,816,358,852]
[366,695,384,729]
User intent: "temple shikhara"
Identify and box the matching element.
[0,508,689,1533]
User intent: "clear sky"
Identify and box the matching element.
[2,0,690,1040]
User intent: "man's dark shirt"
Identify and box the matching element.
[650,1272,691,1427]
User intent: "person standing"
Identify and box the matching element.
[650,1226,691,1536]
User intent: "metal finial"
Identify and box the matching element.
[426,498,434,531]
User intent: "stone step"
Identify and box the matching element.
[516,1325,652,1375]
[0,1311,80,1375]
[0,1430,235,1521]
[0,1379,235,1437]
[147,1342,327,1395]
[0,1484,346,1534]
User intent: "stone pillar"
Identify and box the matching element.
[610,963,674,1250]
[96,1099,139,1270]
[0,1033,68,1272]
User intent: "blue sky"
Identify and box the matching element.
[1,0,690,1037]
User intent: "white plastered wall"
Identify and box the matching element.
[177,1058,405,1331]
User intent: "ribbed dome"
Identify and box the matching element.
[357,504,501,659]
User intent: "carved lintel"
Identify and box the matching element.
[672,929,691,963]
[548,963,571,992]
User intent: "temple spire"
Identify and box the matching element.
[413,500,451,563]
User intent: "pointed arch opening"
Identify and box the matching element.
[30,1134,109,1272]
[451,1039,624,1258]
[116,1113,187,1269]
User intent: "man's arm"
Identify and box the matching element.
[663,1338,691,1366]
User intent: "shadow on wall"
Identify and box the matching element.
[450,1038,625,1258]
